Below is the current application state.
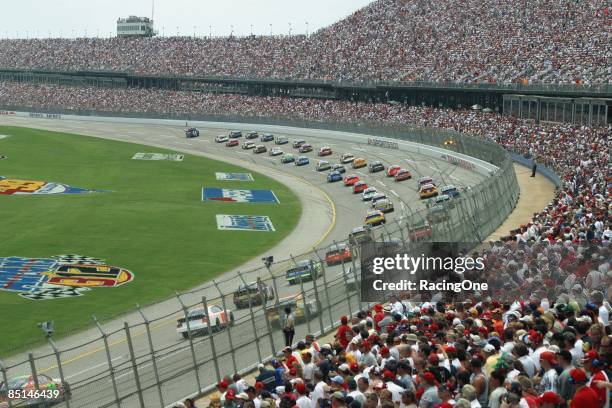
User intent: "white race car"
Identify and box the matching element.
[362,187,378,201]
[176,305,235,339]
[215,135,229,143]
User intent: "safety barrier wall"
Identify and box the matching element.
[0,108,523,408]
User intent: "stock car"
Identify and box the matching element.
[281,153,295,163]
[316,161,332,171]
[295,156,310,166]
[418,176,436,187]
[362,187,378,201]
[318,147,332,157]
[285,260,321,285]
[327,171,343,183]
[352,158,367,169]
[340,153,355,164]
[441,185,460,198]
[0,375,70,407]
[386,165,401,177]
[408,221,433,241]
[215,135,229,143]
[353,181,368,194]
[368,161,385,173]
[394,169,412,182]
[419,183,439,199]
[176,305,235,339]
[374,199,394,213]
[343,174,360,186]
[293,139,306,149]
[226,139,240,147]
[229,130,242,138]
[246,131,259,139]
[427,205,450,224]
[324,243,352,266]
[365,210,386,227]
[331,164,346,174]
[348,225,373,245]
[433,194,451,205]
[185,128,200,138]
[232,282,275,309]
[299,144,313,153]
[261,134,274,142]
[371,192,388,206]
[265,294,319,328]
[254,145,267,154]
[242,141,256,150]
[269,147,283,156]
[275,136,289,145]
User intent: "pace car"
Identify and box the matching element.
[368,161,385,173]
[176,305,235,339]
[269,147,283,156]
[242,141,256,150]
[295,156,310,166]
[387,165,401,177]
[327,171,343,183]
[340,153,355,164]
[261,134,274,142]
[281,153,295,163]
[316,161,331,171]
[353,181,368,194]
[226,139,239,147]
[318,147,332,156]
[343,174,360,186]
[215,135,229,143]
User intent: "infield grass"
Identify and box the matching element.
[0,126,301,356]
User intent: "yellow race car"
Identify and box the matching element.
[419,183,439,199]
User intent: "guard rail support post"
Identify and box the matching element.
[258,277,277,356]
[93,315,121,407]
[310,250,327,334]
[27,353,40,392]
[175,292,203,393]
[47,337,71,408]
[290,254,312,335]
[212,280,238,374]
[124,322,146,408]
[237,271,263,363]
[201,296,221,383]
[0,360,14,408]
[135,304,164,408]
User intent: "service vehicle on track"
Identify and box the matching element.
[343,174,360,186]
[281,153,295,163]
[374,199,394,213]
[254,145,267,154]
[352,158,367,169]
[215,135,229,143]
[362,187,378,201]
[332,164,346,173]
[229,130,242,138]
[269,147,283,156]
[265,294,319,328]
[242,141,256,150]
[226,139,239,147]
[441,185,460,198]
[295,156,310,166]
[419,183,439,199]
[353,181,368,194]
[348,225,373,245]
[395,169,412,181]
[286,260,321,285]
[261,134,274,142]
[275,136,289,145]
[340,153,355,164]
[246,131,259,139]
[292,139,306,149]
[318,147,332,156]
[176,305,235,339]
[232,282,275,309]
[365,210,386,226]
[299,144,313,153]
[327,171,343,183]
[386,165,401,177]
[316,161,332,171]
[324,243,352,266]
[368,161,385,173]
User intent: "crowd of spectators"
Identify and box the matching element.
[0,0,609,84]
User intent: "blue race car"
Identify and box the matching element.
[327,171,343,183]
[261,134,274,142]
[295,156,310,166]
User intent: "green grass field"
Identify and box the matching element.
[0,126,301,356]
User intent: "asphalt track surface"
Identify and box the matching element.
[0,116,487,408]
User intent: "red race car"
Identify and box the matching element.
[318,146,332,157]
[324,243,352,266]
[343,175,360,186]
[353,181,368,193]
[387,165,401,177]
[226,139,239,147]
[394,169,412,182]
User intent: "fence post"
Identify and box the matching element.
[212,280,238,374]
[0,360,14,408]
[258,277,277,356]
[309,250,327,335]
[201,296,222,382]
[47,338,71,408]
[28,353,40,392]
[348,243,362,306]
[337,246,353,319]
[264,263,283,336]
[237,271,263,363]
[136,304,164,408]
[175,292,203,393]
[93,316,121,407]
[290,254,312,335]
[124,322,146,408]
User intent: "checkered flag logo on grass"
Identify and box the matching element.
[52,254,106,265]
[19,286,90,300]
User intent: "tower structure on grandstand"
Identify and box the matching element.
[116,16,156,37]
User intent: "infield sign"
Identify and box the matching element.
[132,153,184,161]
[216,215,276,232]
[215,172,254,181]
[202,188,279,203]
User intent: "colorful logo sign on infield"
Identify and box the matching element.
[0,255,134,300]
[132,153,184,161]
[216,215,276,232]
[0,135,10,140]
[0,176,106,195]
[215,172,254,181]
[202,188,279,203]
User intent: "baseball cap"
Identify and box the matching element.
[236,392,249,400]
[338,363,350,372]
[569,368,587,383]
[383,369,394,379]
[332,391,345,401]
[539,392,561,405]
[483,344,496,353]
[423,372,436,383]
[540,351,557,365]
[255,382,265,390]
[582,350,599,363]
[226,390,235,400]
[331,375,344,385]
[217,380,229,389]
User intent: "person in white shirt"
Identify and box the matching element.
[295,383,313,408]
[347,378,365,405]
[311,370,327,407]
[536,352,559,394]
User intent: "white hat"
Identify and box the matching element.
[483,344,495,353]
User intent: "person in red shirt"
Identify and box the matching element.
[373,304,385,331]
[582,351,610,408]
[569,368,600,408]
[335,316,351,349]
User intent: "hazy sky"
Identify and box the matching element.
[0,0,375,39]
